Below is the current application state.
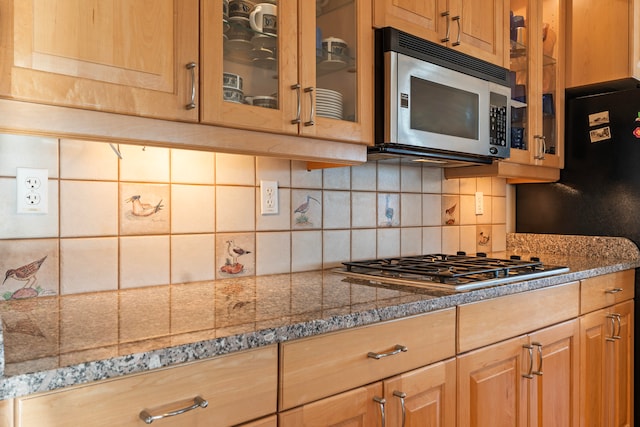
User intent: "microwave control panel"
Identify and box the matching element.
[489,92,509,154]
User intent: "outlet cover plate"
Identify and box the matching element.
[17,167,48,214]
[260,180,278,215]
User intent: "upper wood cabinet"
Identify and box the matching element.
[201,0,373,145]
[372,0,509,67]
[446,0,566,183]
[0,0,199,122]
[566,0,640,87]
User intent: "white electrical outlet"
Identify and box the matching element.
[260,180,279,215]
[475,191,484,215]
[17,168,48,214]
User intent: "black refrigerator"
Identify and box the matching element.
[516,77,640,424]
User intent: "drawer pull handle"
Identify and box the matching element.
[139,396,208,424]
[440,11,450,42]
[367,344,408,360]
[393,391,407,427]
[291,84,301,124]
[451,15,461,46]
[373,396,386,427]
[605,287,623,294]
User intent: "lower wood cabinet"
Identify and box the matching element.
[279,359,457,427]
[457,319,580,427]
[383,358,456,427]
[580,299,634,427]
[15,346,277,427]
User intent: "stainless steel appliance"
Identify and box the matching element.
[338,252,569,291]
[372,27,511,166]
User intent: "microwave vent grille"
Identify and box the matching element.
[394,29,508,85]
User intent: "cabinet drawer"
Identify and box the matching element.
[17,346,277,427]
[279,308,456,410]
[0,398,13,427]
[580,270,635,314]
[458,282,580,353]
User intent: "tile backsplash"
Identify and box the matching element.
[0,133,508,299]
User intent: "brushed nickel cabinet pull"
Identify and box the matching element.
[139,396,208,424]
[367,344,408,359]
[393,391,407,427]
[441,11,451,42]
[452,16,461,46]
[522,344,534,379]
[304,87,315,126]
[605,287,623,294]
[606,314,621,341]
[374,396,387,427]
[291,84,301,124]
[532,341,543,376]
[186,62,197,110]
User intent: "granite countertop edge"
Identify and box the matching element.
[1,235,639,400]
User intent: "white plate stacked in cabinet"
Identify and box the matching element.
[316,88,343,120]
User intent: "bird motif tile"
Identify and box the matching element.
[216,233,255,278]
[377,193,399,227]
[0,239,58,300]
[477,225,492,252]
[119,183,170,235]
[442,195,460,226]
[292,190,322,229]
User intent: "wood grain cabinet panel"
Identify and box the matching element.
[0,0,199,121]
[16,346,277,427]
[279,308,456,410]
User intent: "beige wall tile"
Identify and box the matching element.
[216,233,255,278]
[323,190,350,229]
[256,157,291,186]
[422,194,442,226]
[422,227,442,253]
[422,167,442,193]
[401,227,422,256]
[377,193,399,227]
[377,161,400,192]
[0,134,58,177]
[120,236,170,288]
[216,186,255,232]
[459,194,477,225]
[215,153,255,185]
[460,225,477,254]
[442,226,460,254]
[377,227,400,258]
[60,237,118,294]
[400,193,422,227]
[291,161,322,188]
[171,184,215,233]
[292,190,322,229]
[323,165,351,190]
[291,230,322,272]
[351,162,377,191]
[492,196,507,224]
[60,139,118,180]
[459,178,477,195]
[256,187,291,230]
[171,149,215,184]
[171,234,216,284]
[351,192,376,228]
[119,145,170,182]
[323,230,350,267]
[401,164,422,193]
[0,238,58,299]
[442,176,459,194]
[351,229,377,260]
[120,183,170,235]
[0,178,59,239]
[256,231,291,275]
[60,181,118,237]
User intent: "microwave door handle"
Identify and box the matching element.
[440,11,450,43]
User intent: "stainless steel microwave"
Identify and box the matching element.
[371,27,511,166]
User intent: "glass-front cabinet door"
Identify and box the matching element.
[200,0,372,145]
[508,0,564,168]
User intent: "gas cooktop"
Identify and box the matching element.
[338,253,570,291]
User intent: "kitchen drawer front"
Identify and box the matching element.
[458,282,580,353]
[279,308,456,410]
[580,269,635,314]
[17,346,277,427]
[0,398,13,427]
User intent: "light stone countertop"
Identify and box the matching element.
[1,233,638,400]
